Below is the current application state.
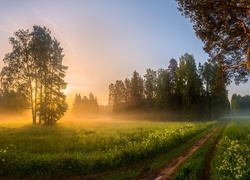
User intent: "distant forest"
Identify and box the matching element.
[108,53,230,120]
[71,92,98,114]
[231,94,250,116]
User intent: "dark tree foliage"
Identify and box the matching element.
[231,94,250,116]
[0,25,68,125]
[109,71,144,112]
[108,54,230,120]
[156,68,169,110]
[0,90,29,112]
[176,0,250,84]
[72,92,98,114]
[175,54,203,118]
[144,68,157,110]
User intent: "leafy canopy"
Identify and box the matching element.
[176,0,250,84]
[0,25,68,125]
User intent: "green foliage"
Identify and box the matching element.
[109,71,144,112]
[0,120,215,177]
[1,25,68,125]
[0,90,29,112]
[231,94,250,116]
[176,0,250,84]
[108,54,230,120]
[144,68,157,110]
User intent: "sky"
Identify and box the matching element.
[0,0,249,105]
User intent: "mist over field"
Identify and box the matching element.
[1,0,250,179]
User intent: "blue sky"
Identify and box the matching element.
[0,0,248,105]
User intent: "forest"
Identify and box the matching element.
[107,54,230,120]
[231,94,250,116]
[69,53,231,121]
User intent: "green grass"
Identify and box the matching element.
[0,118,216,178]
[211,119,250,180]
[172,124,224,180]
[104,123,218,180]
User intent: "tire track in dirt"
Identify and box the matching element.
[148,128,217,180]
[200,124,226,180]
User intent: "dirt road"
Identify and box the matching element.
[142,128,217,180]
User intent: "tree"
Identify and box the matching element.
[156,68,169,110]
[144,68,157,110]
[88,92,98,111]
[108,80,126,112]
[231,94,250,116]
[175,53,203,118]
[124,78,132,106]
[72,94,82,112]
[0,90,29,112]
[176,0,250,84]
[168,58,178,94]
[130,71,144,110]
[1,25,68,125]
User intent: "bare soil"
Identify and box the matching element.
[200,125,225,180]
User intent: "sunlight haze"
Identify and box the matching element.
[0,0,249,105]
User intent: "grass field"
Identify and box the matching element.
[211,119,250,180]
[170,118,250,180]
[173,124,225,180]
[0,114,216,178]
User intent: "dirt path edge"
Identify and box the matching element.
[150,128,218,180]
[200,125,225,180]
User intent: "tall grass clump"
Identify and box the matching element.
[211,121,250,180]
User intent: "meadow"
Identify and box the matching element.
[211,119,250,180]
[171,118,250,180]
[0,114,216,178]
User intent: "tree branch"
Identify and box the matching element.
[222,62,247,72]
[227,5,250,11]
[237,19,250,37]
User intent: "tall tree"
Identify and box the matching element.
[1,25,68,125]
[176,53,203,118]
[176,0,250,84]
[167,58,178,109]
[144,68,157,110]
[156,68,169,110]
[130,71,144,110]
[108,80,126,112]
[168,58,178,94]
[124,78,132,106]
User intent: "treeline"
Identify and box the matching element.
[71,92,98,114]
[109,53,230,120]
[231,94,250,116]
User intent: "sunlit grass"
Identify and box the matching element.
[0,114,216,177]
[211,120,250,180]
[173,124,224,180]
